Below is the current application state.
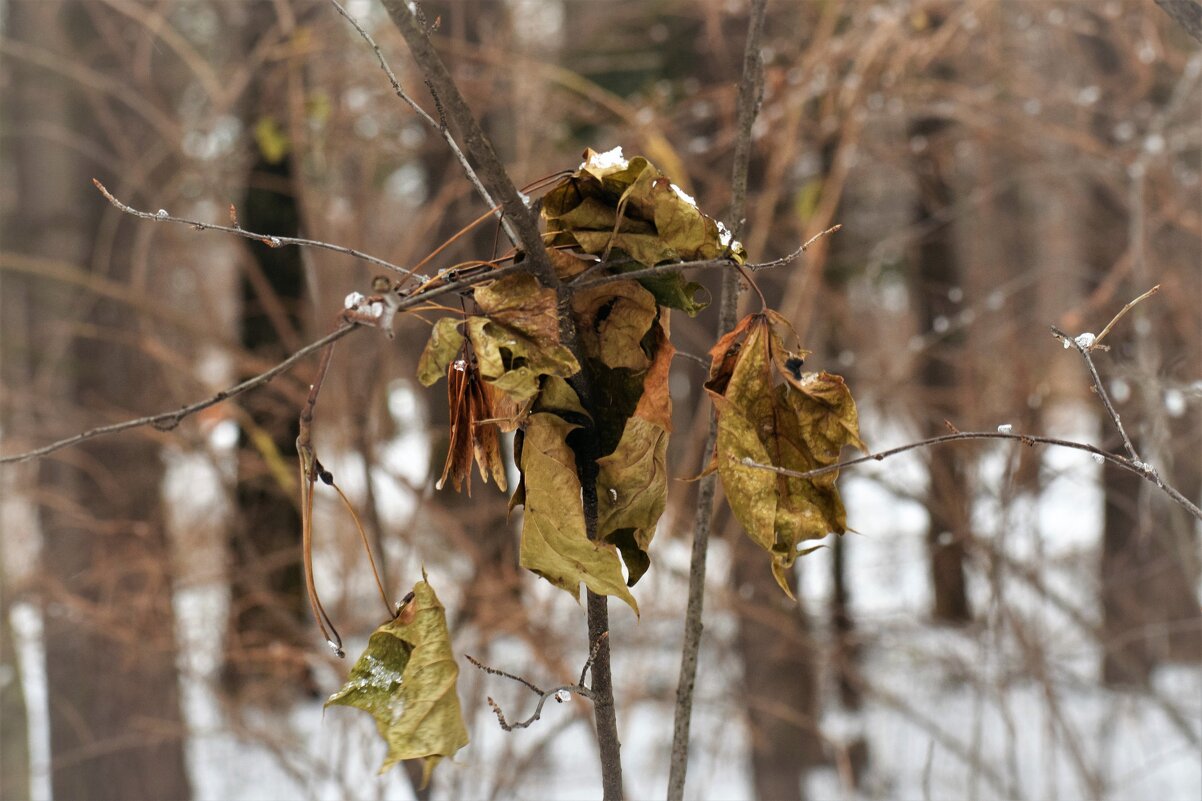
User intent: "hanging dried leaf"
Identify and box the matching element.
[594,321,674,586]
[540,147,746,315]
[417,317,465,387]
[436,358,474,492]
[472,272,560,343]
[705,312,865,597]
[469,374,507,492]
[514,412,638,614]
[433,357,507,495]
[571,280,659,371]
[326,575,468,788]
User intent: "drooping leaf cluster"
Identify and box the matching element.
[418,149,863,608]
[330,148,864,781]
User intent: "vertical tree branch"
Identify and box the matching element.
[668,1,768,799]
[1155,0,1202,44]
[378,3,622,795]
[379,0,551,276]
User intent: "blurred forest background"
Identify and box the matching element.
[1,1,1200,799]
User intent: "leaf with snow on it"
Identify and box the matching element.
[326,576,468,789]
[540,146,747,315]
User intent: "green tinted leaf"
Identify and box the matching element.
[465,317,579,402]
[326,577,468,786]
[417,318,465,387]
[515,413,638,614]
[628,269,710,316]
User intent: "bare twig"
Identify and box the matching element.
[0,324,358,464]
[464,654,545,697]
[577,631,609,687]
[326,0,516,244]
[571,248,796,290]
[92,178,419,279]
[668,2,768,799]
[740,430,1202,522]
[466,644,600,732]
[0,254,543,466]
[1050,325,1139,462]
[484,686,583,732]
[1090,284,1160,350]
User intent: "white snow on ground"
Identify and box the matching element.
[10,400,1202,799]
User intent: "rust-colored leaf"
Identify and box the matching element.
[437,359,474,493]
[473,272,560,343]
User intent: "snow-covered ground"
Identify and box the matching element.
[9,399,1202,800]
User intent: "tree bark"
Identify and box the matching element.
[6,4,192,797]
[221,20,314,694]
[909,112,973,624]
[0,545,30,801]
[732,531,823,801]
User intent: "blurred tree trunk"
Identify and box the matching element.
[7,3,192,798]
[731,525,824,801]
[0,545,30,801]
[908,111,972,624]
[221,3,313,697]
[1076,15,1202,685]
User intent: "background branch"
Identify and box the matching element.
[742,430,1202,522]
[668,1,768,799]
[1155,0,1202,43]
[92,179,418,279]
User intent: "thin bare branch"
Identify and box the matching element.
[0,324,358,465]
[92,178,419,279]
[326,0,515,244]
[1050,325,1140,462]
[669,1,768,799]
[1091,284,1160,349]
[484,685,585,732]
[741,430,1202,522]
[467,648,599,733]
[0,256,543,465]
[578,631,609,687]
[465,654,546,697]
